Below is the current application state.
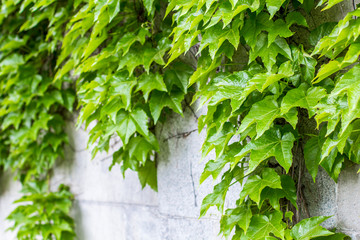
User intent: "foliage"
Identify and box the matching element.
[166,0,358,238]
[1,0,360,239]
[0,0,76,238]
[58,0,194,191]
[7,182,75,240]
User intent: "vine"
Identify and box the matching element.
[0,0,359,239]
[0,0,76,238]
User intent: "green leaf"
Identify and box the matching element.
[238,96,280,138]
[115,28,150,56]
[330,65,360,116]
[242,13,272,49]
[309,22,337,46]
[115,109,149,144]
[200,171,233,217]
[234,127,295,173]
[200,155,228,184]
[109,72,137,110]
[286,12,308,27]
[249,33,292,71]
[304,133,324,182]
[281,85,327,117]
[302,0,314,12]
[149,90,184,123]
[163,62,192,93]
[240,168,282,204]
[107,0,120,21]
[138,160,157,191]
[267,19,294,46]
[199,18,242,59]
[220,205,252,236]
[261,175,297,210]
[290,216,334,240]
[266,0,286,18]
[128,136,156,164]
[245,211,285,239]
[136,72,167,101]
[313,232,350,240]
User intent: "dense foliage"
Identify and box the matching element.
[0,0,359,239]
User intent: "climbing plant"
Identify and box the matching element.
[1,0,360,239]
[0,0,76,238]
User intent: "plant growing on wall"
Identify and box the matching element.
[1,0,360,239]
[0,0,76,238]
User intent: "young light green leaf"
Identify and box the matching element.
[281,85,327,117]
[234,127,295,173]
[240,168,282,204]
[136,72,167,101]
[290,216,334,240]
[238,96,280,138]
[245,211,285,239]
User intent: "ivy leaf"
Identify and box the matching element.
[261,175,297,210]
[128,135,157,164]
[250,60,294,92]
[107,0,120,22]
[242,12,272,49]
[283,108,299,129]
[313,232,350,239]
[200,170,234,217]
[138,160,157,191]
[143,0,154,15]
[136,72,167,101]
[267,19,294,46]
[205,71,252,111]
[234,127,295,173]
[199,18,242,59]
[321,154,344,183]
[290,216,334,240]
[330,65,360,116]
[220,205,252,236]
[238,96,280,138]
[281,85,327,117]
[149,90,184,123]
[249,33,292,71]
[115,109,149,144]
[200,157,227,184]
[115,28,150,56]
[245,211,285,239]
[286,12,308,27]
[302,0,314,13]
[108,72,137,110]
[266,0,286,18]
[239,168,282,204]
[163,62,192,93]
[322,0,345,10]
[309,22,337,46]
[202,123,236,159]
[200,143,242,183]
[304,126,342,182]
